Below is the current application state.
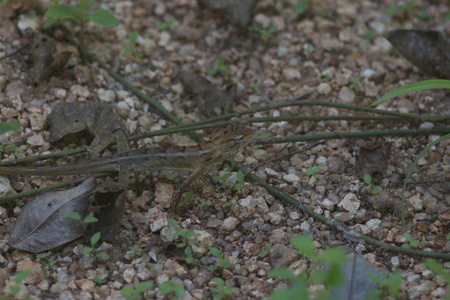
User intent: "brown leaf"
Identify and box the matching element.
[385,29,450,78]
[178,70,236,117]
[31,32,56,85]
[355,140,389,180]
[10,177,97,253]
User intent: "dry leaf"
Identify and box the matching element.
[10,177,97,253]
[385,29,450,78]
[355,140,389,180]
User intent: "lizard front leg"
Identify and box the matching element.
[98,165,130,192]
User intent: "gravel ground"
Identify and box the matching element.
[0,0,449,299]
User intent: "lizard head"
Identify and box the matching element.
[210,123,255,163]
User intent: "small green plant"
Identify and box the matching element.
[362,174,381,195]
[295,0,311,17]
[260,243,272,258]
[367,271,402,299]
[168,219,199,264]
[213,172,233,189]
[269,235,346,300]
[66,211,98,230]
[121,281,153,300]
[362,30,376,43]
[122,31,143,58]
[401,233,419,249]
[0,144,22,153]
[234,170,250,191]
[320,72,331,82]
[422,260,450,285]
[82,232,101,255]
[250,81,259,93]
[208,57,233,76]
[313,9,328,18]
[248,25,278,41]
[208,247,231,272]
[198,199,213,208]
[157,17,176,31]
[349,76,361,91]
[306,165,321,179]
[6,271,31,299]
[93,276,106,285]
[386,0,416,17]
[211,277,233,300]
[159,279,186,299]
[36,251,57,266]
[44,0,117,56]
[0,121,21,134]
[14,199,25,207]
[129,246,142,256]
[166,172,179,181]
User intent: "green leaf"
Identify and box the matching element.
[381,271,402,297]
[210,247,221,257]
[120,287,134,296]
[370,79,450,107]
[363,174,372,185]
[423,260,450,284]
[9,285,21,296]
[168,219,179,228]
[89,9,118,27]
[96,252,110,260]
[65,212,81,221]
[295,0,311,15]
[79,0,96,11]
[15,271,31,283]
[319,248,346,264]
[0,121,21,134]
[83,212,98,223]
[213,277,225,287]
[43,18,58,29]
[268,268,297,281]
[45,5,79,20]
[90,232,101,246]
[136,281,153,293]
[291,235,315,258]
[270,281,308,300]
[82,247,93,254]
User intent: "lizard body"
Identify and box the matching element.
[0,123,254,206]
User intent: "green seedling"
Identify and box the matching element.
[320,72,331,82]
[386,0,416,17]
[401,233,419,249]
[208,247,231,272]
[306,166,321,179]
[313,9,328,18]
[250,81,259,93]
[362,174,381,195]
[157,17,176,31]
[349,76,361,91]
[93,276,106,285]
[295,0,311,16]
[211,277,233,300]
[159,279,186,299]
[362,30,376,43]
[367,271,402,299]
[168,219,199,264]
[0,144,22,153]
[121,281,153,300]
[36,251,57,266]
[198,199,213,208]
[260,243,272,258]
[122,31,143,58]
[248,25,278,41]
[0,121,21,134]
[213,172,233,189]
[7,271,31,298]
[269,235,346,300]
[166,172,179,181]
[14,199,25,207]
[82,232,101,255]
[208,57,232,76]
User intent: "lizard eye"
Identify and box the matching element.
[233,135,244,141]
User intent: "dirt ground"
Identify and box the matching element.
[0,0,449,299]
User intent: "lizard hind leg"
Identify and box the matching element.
[97,165,130,192]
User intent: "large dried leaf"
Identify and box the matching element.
[178,70,236,117]
[197,0,256,29]
[331,253,389,300]
[385,29,450,79]
[10,177,97,253]
[355,140,389,180]
[30,32,56,85]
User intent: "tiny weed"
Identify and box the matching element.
[94,276,106,285]
[234,170,250,191]
[269,235,346,299]
[386,0,416,17]
[82,232,101,255]
[211,277,233,300]
[198,199,213,208]
[295,0,311,17]
[36,251,57,266]
[362,174,381,195]
[0,144,22,153]
[0,121,21,134]
[250,81,259,93]
[7,270,31,298]
[248,25,278,41]
[121,281,153,300]
[122,30,143,58]
[306,166,321,179]
[159,279,186,299]
[166,172,179,181]
[402,233,420,249]
[303,43,313,56]
[422,260,450,285]
[14,199,25,207]
[157,17,176,31]
[313,9,328,18]
[260,243,272,258]
[320,72,331,82]
[349,76,361,91]
[362,30,376,43]
[208,57,232,76]
[208,247,231,272]
[213,172,233,189]
[367,271,402,298]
